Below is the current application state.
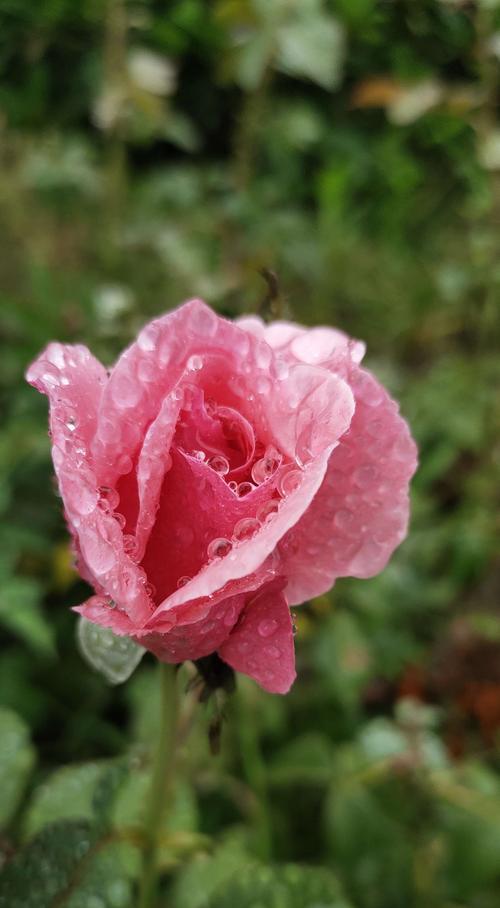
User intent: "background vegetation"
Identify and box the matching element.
[1,1,500,905]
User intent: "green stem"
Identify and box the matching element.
[236,689,273,861]
[138,662,179,908]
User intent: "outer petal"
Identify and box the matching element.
[218,579,296,694]
[26,343,152,625]
[26,342,107,456]
[279,366,418,605]
[73,596,137,635]
[139,593,247,663]
[238,316,366,366]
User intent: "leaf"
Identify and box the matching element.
[207,862,353,908]
[0,820,137,908]
[276,11,345,90]
[111,770,198,837]
[0,707,36,830]
[77,617,145,685]
[171,835,253,908]
[22,762,107,841]
[0,577,55,656]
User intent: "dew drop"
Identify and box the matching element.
[255,374,271,394]
[208,454,230,475]
[116,453,133,474]
[207,537,232,559]
[223,604,237,627]
[251,445,282,485]
[237,481,255,497]
[177,575,191,588]
[279,469,302,497]
[123,534,139,559]
[144,581,156,600]
[187,354,203,372]
[275,358,289,381]
[228,480,238,493]
[193,450,206,462]
[233,517,260,542]
[333,509,355,532]
[257,499,280,523]
[264,644,281,658]
[137,324,159,352]
[258,618,278,638]
[66,414,78,432]
[98,486,120,513]
[138,358,157,382]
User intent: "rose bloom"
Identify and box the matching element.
[27,300,417,693]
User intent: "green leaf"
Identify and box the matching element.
[0,707,36,830]
[0,820,137,908]
[207,862,353,908]
[22,762,107,841]
[0,577,55,656]
[172,834,253,908]
[77,617,145,685]
[276,11,345,90]
[111,770,198,836]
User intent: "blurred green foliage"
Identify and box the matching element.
[1,0,500,905]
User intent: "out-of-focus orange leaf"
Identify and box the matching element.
[350,77,404,109]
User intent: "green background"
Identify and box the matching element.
[1,1,500,905]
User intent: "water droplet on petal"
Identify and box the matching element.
[257,499,280,523]
[258,618,278,638]
[208,454,230,476]
[177,575,191,588]
[251,446,282,484]
[279,469,302,497]
[193,450,206,462]
[137,323,159,352]
[116,454,133,474]
[123,534,139,559]
[207,537,232,559]
[228,480,238,493]
[187,354,203,372]
[144,580,156,600]
[256,374,271,394]
[333,509,355,532]
[275,358,289,381]
[237,481,255,497]
[98,486,120,513]
[223,604,237,627]
[66,414,78,432]
[233,517,260,542]
[264,644,280,658]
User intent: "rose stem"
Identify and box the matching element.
[138,661,179,908]
[236,687,273,861]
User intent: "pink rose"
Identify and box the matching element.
[26,300,417,693]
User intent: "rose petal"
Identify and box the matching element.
[219,579,296,694]
[73,595,137,635]
[279,365,418,605]
[139,592,247,663]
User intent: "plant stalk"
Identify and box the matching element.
[138,662,179,908]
